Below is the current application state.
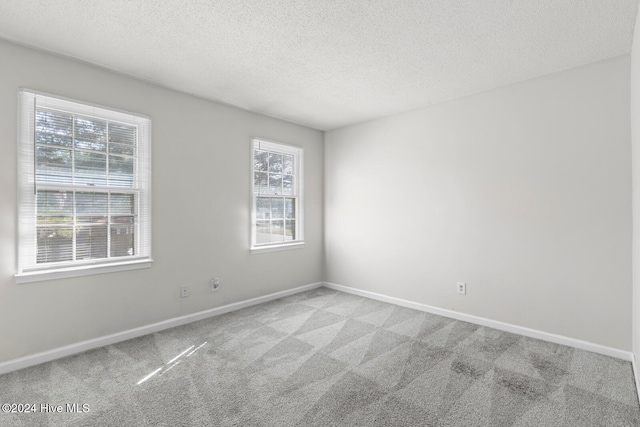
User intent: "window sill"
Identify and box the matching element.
[15,259,153,284]
[250,242,305,254]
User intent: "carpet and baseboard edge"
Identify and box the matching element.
[323,282,634,362]
[0,282,324,375]
[0,280,634,378]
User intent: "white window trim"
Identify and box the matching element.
[16,89,153,283]
[15,259,152,284]
[250,242,305,254]
[250,138,304,252]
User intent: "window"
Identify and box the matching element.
[16,90,152,282]
[251,138,303,251]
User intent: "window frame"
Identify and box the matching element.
[16,89,152,283]
[250,138,304,253]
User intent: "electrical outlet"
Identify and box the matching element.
[211,278,220,291]
[456,282,466,295]
[180,285,189,298]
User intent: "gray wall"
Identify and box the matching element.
[325,55,632,350]
[0,39,324,363]
[632,6,640,372]
[1,37,633,364]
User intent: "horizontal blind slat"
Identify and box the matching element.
[17,89,151,275]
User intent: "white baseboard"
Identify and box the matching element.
[323,282,634,362]
[2,280,633,376]
[0,282,323,375]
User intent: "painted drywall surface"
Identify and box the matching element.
[0,39,324,363]
[632,7,640,373]
[325,56,632,350]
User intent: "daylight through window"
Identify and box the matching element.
[17,90,152,281]
[252,138,303,250]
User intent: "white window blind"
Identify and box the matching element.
[17,90,152,282]
[251,138,303,251]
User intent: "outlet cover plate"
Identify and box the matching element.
[180,285,189,298]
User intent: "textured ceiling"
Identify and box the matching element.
[0,1,638,130]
